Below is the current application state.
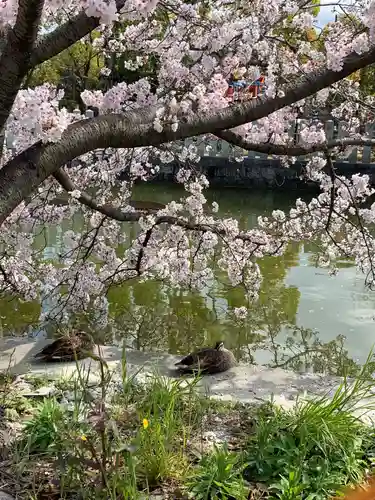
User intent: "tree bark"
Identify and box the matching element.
[216,130,375,156]
[30,1,126,68]
[0,0,45,131]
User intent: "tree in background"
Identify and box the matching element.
[25,31,104,110]
[0,0,375,329]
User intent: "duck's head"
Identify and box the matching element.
[75,330,93,343]
[214,341,225,350]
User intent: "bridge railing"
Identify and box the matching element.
[176,120,375,164]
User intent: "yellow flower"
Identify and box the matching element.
[80,434,87,441]
[142,418,149,429]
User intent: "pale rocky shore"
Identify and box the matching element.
[1,336,374,419]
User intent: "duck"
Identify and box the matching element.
[34,331,94,362]
[175,341,236,375]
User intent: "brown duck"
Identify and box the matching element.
[34,331,94,362]
[175,341,236,375]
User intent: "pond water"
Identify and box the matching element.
[2,183,375,374]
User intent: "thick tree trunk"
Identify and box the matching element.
[0,0,45,131]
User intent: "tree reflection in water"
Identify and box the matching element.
[0,186,369,377]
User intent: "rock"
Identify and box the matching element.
[88,388,102,399]
[4,408,19,422]
[6,421,23,437]
[141,494,164,500]
[0,490,15,500]
[0,420,23,448]
[12,380,33,392]
[63,388,103,404]
[202,430,221,443]
[62,390,82,402]
[22,386,56,398]
[85,375,102,388]
[0,428,12,447]
[59,398,75,412]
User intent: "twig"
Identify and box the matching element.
[52,167,274,246]
[325,151,336,231]
[216,130,375,158]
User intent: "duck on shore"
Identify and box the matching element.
[175,341,236,375]
[34,331,94,362]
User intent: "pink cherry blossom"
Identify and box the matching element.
[0,0,373,330]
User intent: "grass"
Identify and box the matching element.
[246,401,368,499]
[20,398,65,454]
[186,444,249,499]
[1,352,375,498]
[23,373,53,389]
[245,352,375,499]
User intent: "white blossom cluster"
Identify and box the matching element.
[0,0,374,328]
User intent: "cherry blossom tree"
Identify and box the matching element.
[0,0,375,329]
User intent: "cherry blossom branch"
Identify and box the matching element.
[135,228,153,275]
[0,0,44,131]
[1,44,375,225]
[30,1,126,68]
[216,130,375,156]
[325,152,335,232]
[31,0,264,71]
[52,167,274,249]
[53,167,143,222]
[333,175,375,287]
[82,216,106,261]
[53,167,165,214]
[0,262,20,294]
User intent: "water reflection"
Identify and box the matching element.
[0,185,374,374]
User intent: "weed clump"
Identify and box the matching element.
[186,444,248,499]
[245,352,375,499]
[1,350,375,499]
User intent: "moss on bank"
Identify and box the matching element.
[1,356,375,499]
